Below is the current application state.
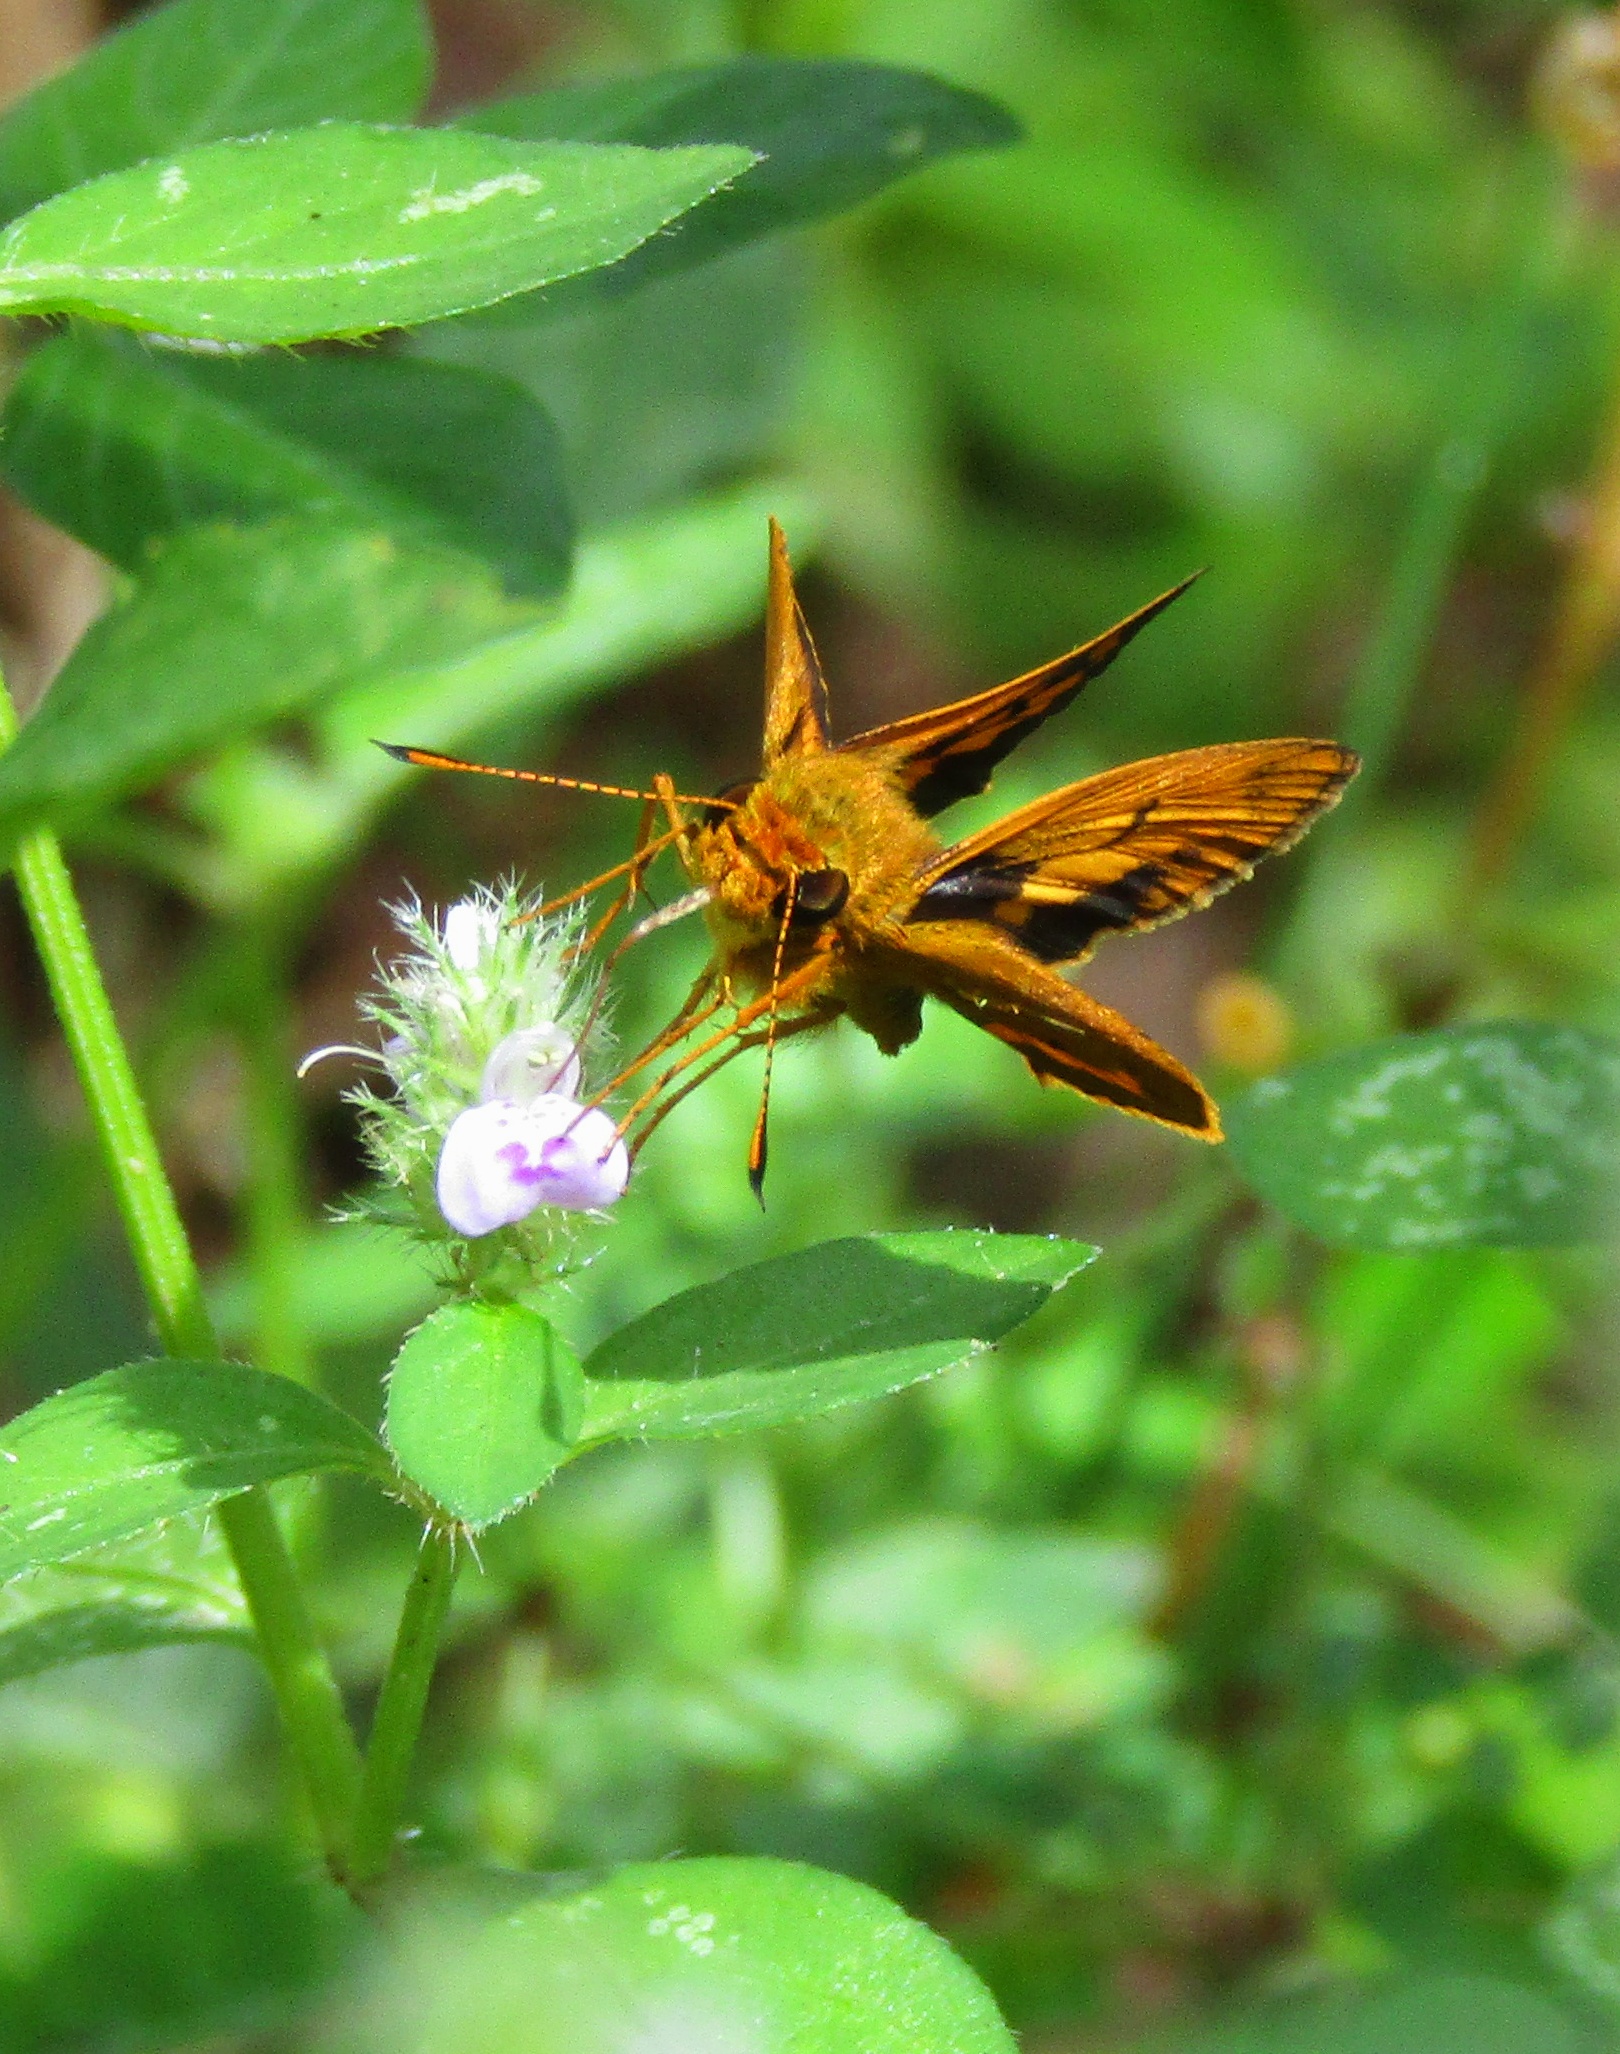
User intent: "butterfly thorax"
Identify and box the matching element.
[690,753,939,1004]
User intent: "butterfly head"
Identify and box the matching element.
[693,781,833,931]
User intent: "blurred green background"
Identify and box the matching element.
[4,0,1620,2046]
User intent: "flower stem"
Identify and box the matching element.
[349,1524,461,1887]
[0,674,362,1878]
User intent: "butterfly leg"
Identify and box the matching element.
[607,958,827,1140]
[626,1006,839,1163]
[571,798,666,956]
[511,819,687,928]
[586,966,727,1106]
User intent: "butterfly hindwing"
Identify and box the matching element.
[887,919,1221,1137]
[838,574,1200,816]
[763,516,830,765]
[906,739,1358,964]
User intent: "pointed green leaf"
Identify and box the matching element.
[0,1360,392,1582]
[0,1519,248,1684]
[460,56,1020,294]
[0,126,755,341]
[386,1301,586,1529]
[582,1231,1095,1442]
[0,518,527,850]
[0,1600,250,1686]
[350,1858,1015,2054]
[0,0,431,222]
[1225,1023,1620,1249]
[1,330,572,597]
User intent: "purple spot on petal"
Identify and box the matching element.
[496,1139,546,1186]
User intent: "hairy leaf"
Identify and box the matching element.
[0,1361,392,1581]
[460,56,1019,296]
[351,1857,1015,2053]
[386,1301,586,1528]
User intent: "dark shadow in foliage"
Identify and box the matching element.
[461,57,1021,301]
[0,1840,359,2051]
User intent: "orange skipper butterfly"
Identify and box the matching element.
[383,522,1357,1194]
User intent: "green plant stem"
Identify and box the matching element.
[0,676,363,1878]
[350,1524,461,1887]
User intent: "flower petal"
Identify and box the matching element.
[442,898,498,973]
[520,1099,630,1211]
[435,1095,628,1237]
[480,1025,582,1106]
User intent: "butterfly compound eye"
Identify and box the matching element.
[790,868,850,925]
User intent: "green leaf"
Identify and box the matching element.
[0,1517,249,1685]
[460,56,1020,294]
[0,126,756,342]
[386,1301,586,1528]
[0,1360,392,1582]
[581,1231,1095,1442]
[357,1858,1015,2054]
[805,1520,1167,1732]
[0,0,430,222]
[411,237,797,529]
[1548,1856,1620,2016]
[1,330,572,597]
[1174,1973,1582,2054]
[0,1596,249,1687]
[0,518,526,851]
[1325,1468,1578,1658]
[1224,1023,1620,1249]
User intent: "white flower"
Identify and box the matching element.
[334,880,628,1256]
[480,1024,582,1105]
[436,1095,630,1236]
[442,898,499,980]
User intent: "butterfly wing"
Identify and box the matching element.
[763,517,830,765]
[887,919,1221,1136]
[906,739,1358,964]
[839,574,1199,816]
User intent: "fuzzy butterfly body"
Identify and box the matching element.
[677,523,1356,1155]
[383,521,1358,1189]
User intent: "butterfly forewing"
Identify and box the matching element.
[890,920,1221,1137]
[838,573,1200,816]
[762,517,830,765]
[906,739,1357,964]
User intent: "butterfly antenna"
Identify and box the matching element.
[373,742,732,811]
[748,872,799,1206]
